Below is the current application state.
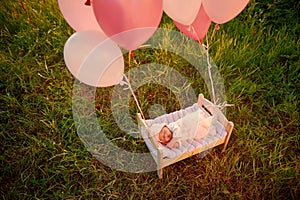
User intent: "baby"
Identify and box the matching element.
[149,109,214,148]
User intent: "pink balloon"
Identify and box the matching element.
[174,5,211,41]
[64,31,124,87]
[58,0,102,31]
[92,0,163,50]
[202,0,249,24]
[163,0,202,25]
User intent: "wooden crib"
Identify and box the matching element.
[137,94,234,178]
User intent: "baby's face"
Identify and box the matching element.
[158,126,172,145]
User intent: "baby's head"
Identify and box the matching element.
[158,126,173,145]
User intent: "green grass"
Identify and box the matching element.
[1,0,299,199]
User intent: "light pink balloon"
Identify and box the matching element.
[163,0,202,25]
[64,31,107,76]
[58,0,102,31]
[64,31,124,87]
[174,5,211,41]
[202,0,249,24]
[92,0,163,50]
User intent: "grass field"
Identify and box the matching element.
[1,0,299,199]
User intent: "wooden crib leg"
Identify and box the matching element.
[157,168,163,179]
[222,121,234,152]
[222,133,231,152]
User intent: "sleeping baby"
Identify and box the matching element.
[149,109,214,148]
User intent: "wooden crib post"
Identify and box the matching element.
[222,121,234,152]
[157,147,163,179]
[157,168,163,179]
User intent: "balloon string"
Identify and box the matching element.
[121,74,147,126]
[128,50,132,82]
[205,24,234,110]
[211,24,219,41]
[122,51,148,126]
[190,25,216,104]
[190,25,202,44]
[204,31,217,104]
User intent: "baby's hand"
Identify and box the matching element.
[166,140,180,149]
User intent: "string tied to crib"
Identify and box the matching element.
[119,74,148,128]
[191,24,234,110]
